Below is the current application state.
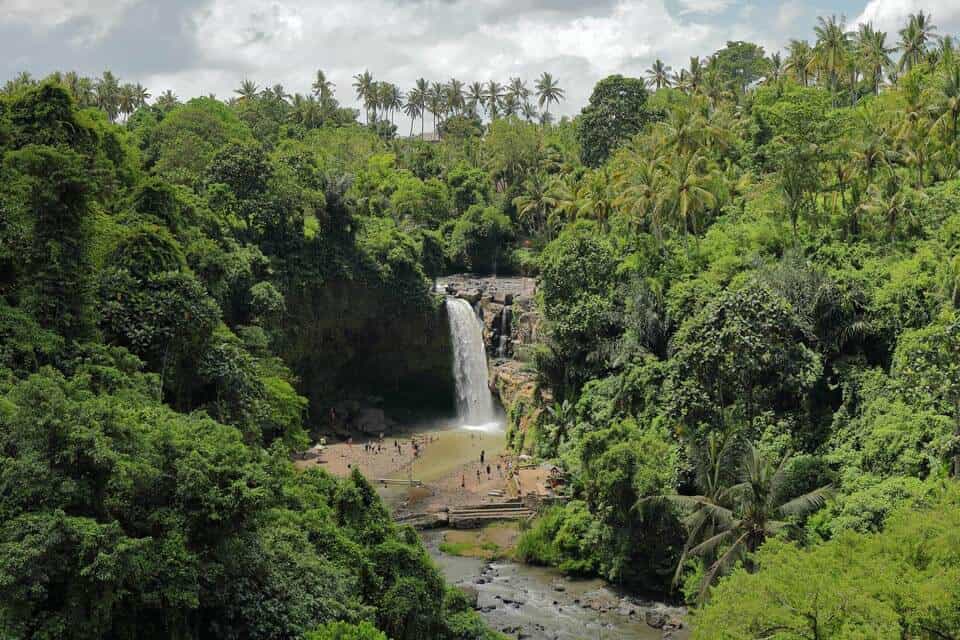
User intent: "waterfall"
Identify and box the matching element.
[445,297,498,428]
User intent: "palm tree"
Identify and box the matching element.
[234,79,259,102]
[428,82,447,131]
[785,39,814,86]
[266,83,290,104]
[485,80,503,120]
[155,89,179,111]
[402,95,422,138]
[645,59,673,90]
[575,168,614,230]
[95,71,120,122]
[512,173,555,236]
[352,70,375,123]
[133,83,151,108]
[535,72,564,117]
[118,83,137,120]
[383,83,403,124]
[898,11,937,72]
[812,15,851,99]
[446,78,465,116]
[933,63,960,144]
[312,69,336,106]
[521,101,539,122]
[289,94,324,129]
[864,177,909,240]
[765,52,784,85]
[652,442,832,600]
[507,77,530,105]
[466,81,485,117]
[501,93,519,118]
[856,23,894,95]
[687,57,704,93]
[413,78,429,136]
[613,152,666,239]
[661,152,716,238]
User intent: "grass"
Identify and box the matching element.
[439,522,519,560]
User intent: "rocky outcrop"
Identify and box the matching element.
[436,275,540,409]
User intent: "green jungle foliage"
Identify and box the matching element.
[504,13,960,639]
[4,9,960,639]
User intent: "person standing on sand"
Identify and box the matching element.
[480,450,485,464]
[461,474,466,489]
[486,464,491,477]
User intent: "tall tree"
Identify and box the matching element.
[898,11,937,72]
[645,59,673,90]
[535,72,564,117]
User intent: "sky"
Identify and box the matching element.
[2,0,960,122]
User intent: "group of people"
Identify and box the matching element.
[460,449,509,490]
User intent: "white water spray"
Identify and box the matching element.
[445,297,499,430]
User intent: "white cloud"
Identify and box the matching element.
[853,0,960,33]
[775,1,804,32]
[2,0,141,41]
[676,0,733,16]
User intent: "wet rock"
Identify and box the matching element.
[645,611,668,629]
[552,583,566,592]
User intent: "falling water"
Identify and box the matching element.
[445,297,498,429]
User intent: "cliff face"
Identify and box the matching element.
[437,275,543,450]
[283,279,455,425]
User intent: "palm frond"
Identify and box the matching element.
[777,485,834,517]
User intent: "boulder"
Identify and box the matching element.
[645,611,668,629]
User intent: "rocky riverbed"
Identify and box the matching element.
[423,530,689,640]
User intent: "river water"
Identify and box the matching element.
[422,527,689,640]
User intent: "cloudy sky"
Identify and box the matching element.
[2,0,960,119]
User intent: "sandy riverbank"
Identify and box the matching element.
[296,426,514,511]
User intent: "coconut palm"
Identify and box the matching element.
[352,70,375,123]
[312,69,336,105]
[501,93,519,118]
[446,78,465,116]
[575,168,614,230]
[687,57,704,93]
[652,442,832,600]
[765,52,784,85]
[521,101,539,122]
[485,80,504,119]
[512,173,556,236]
[856,23,894,95]
[382,83,403,124]
[785,39,814,86]
[933,62,960,144]
[95,71,121,122]
[234,79,259,102]
[660,152,716,237]
[118,83,137,120]
[507,77,530,105]
[645,59,673,90]
[613,152,666,238]
[428,82,447,131]
[155,89,179,111]
[535,72,564,117]
[812,15,852,99]
[403,94,422,137]
[133,83,151,108]
[413,78,429,136]
[898,11,937,72]
[466,81,485,117]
